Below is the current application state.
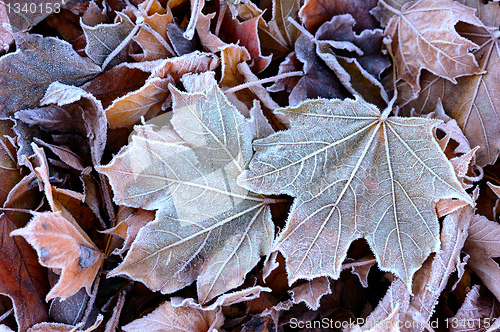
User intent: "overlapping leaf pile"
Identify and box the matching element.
[1,0,500,331]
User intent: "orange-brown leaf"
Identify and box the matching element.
[11,211,104,301]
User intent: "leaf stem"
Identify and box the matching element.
[224,71,303,94]
[0,308,13,323]
[287,17,315,41]
[341,258,376,270]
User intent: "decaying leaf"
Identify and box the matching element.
[450,285,500,332]
[239,97,471,289]
[0,33,100,118]
[384,0,485,95]
[99,72,274,303]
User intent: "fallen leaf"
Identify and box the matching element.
[131,0,175,61]
[195,12,226,53]
[221,9,272,72]
[0,120,49,331]
[167,22,197,56]
[106,76,172,129]
[99,72,274,303]
[122,301,224,332]
[272,0,301,47]
[463,214,500,302]
[397,1,500,166]
[81,12,135,66]
[450,285,500,332]
[288,277,331,310]
[384,0,485,95]
[82,62,152,109]
[49,288,89,326]
[236,2,290,56]
[0,32,100,118]
[27,314,103,332]
[11,211,104,301]
[270,35,350,105]
[0,214,49,331]
[238,97,471,289]
[299,0,379,34]
[314,14,390,108]
[16,82,107,165]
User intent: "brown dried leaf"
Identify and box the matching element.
[314,14,390,108]
[0,33,100,118]
[0,120,49,331]
[99,73,274,303]
[385,0,485,95]
[106,76,172,129]
[82,62,152,109]
[122,301,224,332]
[39,82,107,165]
[0,214,49,331]
[131,0,175,61]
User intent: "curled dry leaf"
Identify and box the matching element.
[384,0,485,95]
[99,72,274,304]
[21,82,108,165]
[131,0,174,61]
[221,9,272,73]
[239,97,471,290]
[122,301,224,332]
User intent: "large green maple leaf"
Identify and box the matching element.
[98,73,274,303]
[238,97,472,289]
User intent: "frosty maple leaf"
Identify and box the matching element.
[382,0,485,95]
[98,72,274,304]
[398,1,500,166]
[238,97,471,289]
